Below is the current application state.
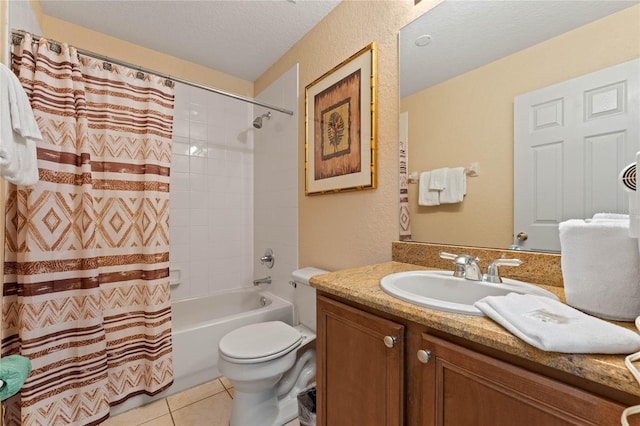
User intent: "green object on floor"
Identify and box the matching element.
[0,355,32,401]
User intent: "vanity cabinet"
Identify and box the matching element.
[316,295,404,426]
[317,293,630,426]
[413,333,624,425]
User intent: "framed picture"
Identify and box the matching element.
[305,43,377,195]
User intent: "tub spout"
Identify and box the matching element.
[253,276,272,286]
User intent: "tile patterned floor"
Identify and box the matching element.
[101,377,301,426]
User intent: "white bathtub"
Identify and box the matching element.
[171,287,294,391]
[111,287,294,416]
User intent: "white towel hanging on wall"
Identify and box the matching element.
[0,63,42,186]
[428,167,447,190]
[418,171,440,206]
[439,167,466,204]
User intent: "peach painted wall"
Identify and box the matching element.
[401,4,640,248]
[255,0,441,272]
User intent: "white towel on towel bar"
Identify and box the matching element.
[439,167,466,204]
[428,167,447,191]
[418,171,440,206]
[0,63,42,186]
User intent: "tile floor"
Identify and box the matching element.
[101,377,301,426]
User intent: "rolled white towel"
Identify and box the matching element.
[592,213,640,239]
[592,212,629,221]
[475,293,640,353]
[559,218,640,321]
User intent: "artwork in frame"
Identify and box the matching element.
[305,43,377,195]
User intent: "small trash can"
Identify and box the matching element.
[297,386,316,426]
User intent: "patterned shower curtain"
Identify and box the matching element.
[399,140,411,240]
[2,33,174,425]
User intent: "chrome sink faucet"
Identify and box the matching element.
[439,252,522,283]
[454,255,483,281]
[440,252,482,281]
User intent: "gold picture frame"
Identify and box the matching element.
[305,43,377,195]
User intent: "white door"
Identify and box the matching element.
[514,58,640,252]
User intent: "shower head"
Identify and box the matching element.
[253,112,272,129]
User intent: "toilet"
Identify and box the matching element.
[218,267,325,426]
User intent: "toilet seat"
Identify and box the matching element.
[219,321,303,364]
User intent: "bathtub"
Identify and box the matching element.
[171,287,294,391]
[111,287,294,416]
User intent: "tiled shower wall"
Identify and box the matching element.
[169,83,254,301]
[253,65,299,303]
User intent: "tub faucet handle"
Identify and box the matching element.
[260,248,275,269]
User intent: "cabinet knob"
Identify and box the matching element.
[383,336,397,348]
[417,349,432,364]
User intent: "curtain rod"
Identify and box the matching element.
[10,30,294,116]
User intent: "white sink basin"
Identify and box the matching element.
[380,270,559,316]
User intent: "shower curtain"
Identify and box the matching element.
[399,140,411,240]
[2,33,174,425]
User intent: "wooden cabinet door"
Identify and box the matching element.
[316,295,404,426]
[415,333,625,426]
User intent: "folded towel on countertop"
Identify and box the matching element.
[418,171,440,206]
[475,293,640,354]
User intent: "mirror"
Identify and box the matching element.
[399,0,640,251]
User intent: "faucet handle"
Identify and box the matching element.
[484,258,523,283]
[439,252,458,261]
[440,252,464,277]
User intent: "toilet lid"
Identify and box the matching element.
[219,321,303,363]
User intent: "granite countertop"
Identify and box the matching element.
[310,261,640,399]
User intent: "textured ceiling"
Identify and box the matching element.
[400,0,640,98]
[36,0,640,90]
[39,0,341,82]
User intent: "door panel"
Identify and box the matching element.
[514,58,639,251]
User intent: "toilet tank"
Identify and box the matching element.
[291,267,328,332]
